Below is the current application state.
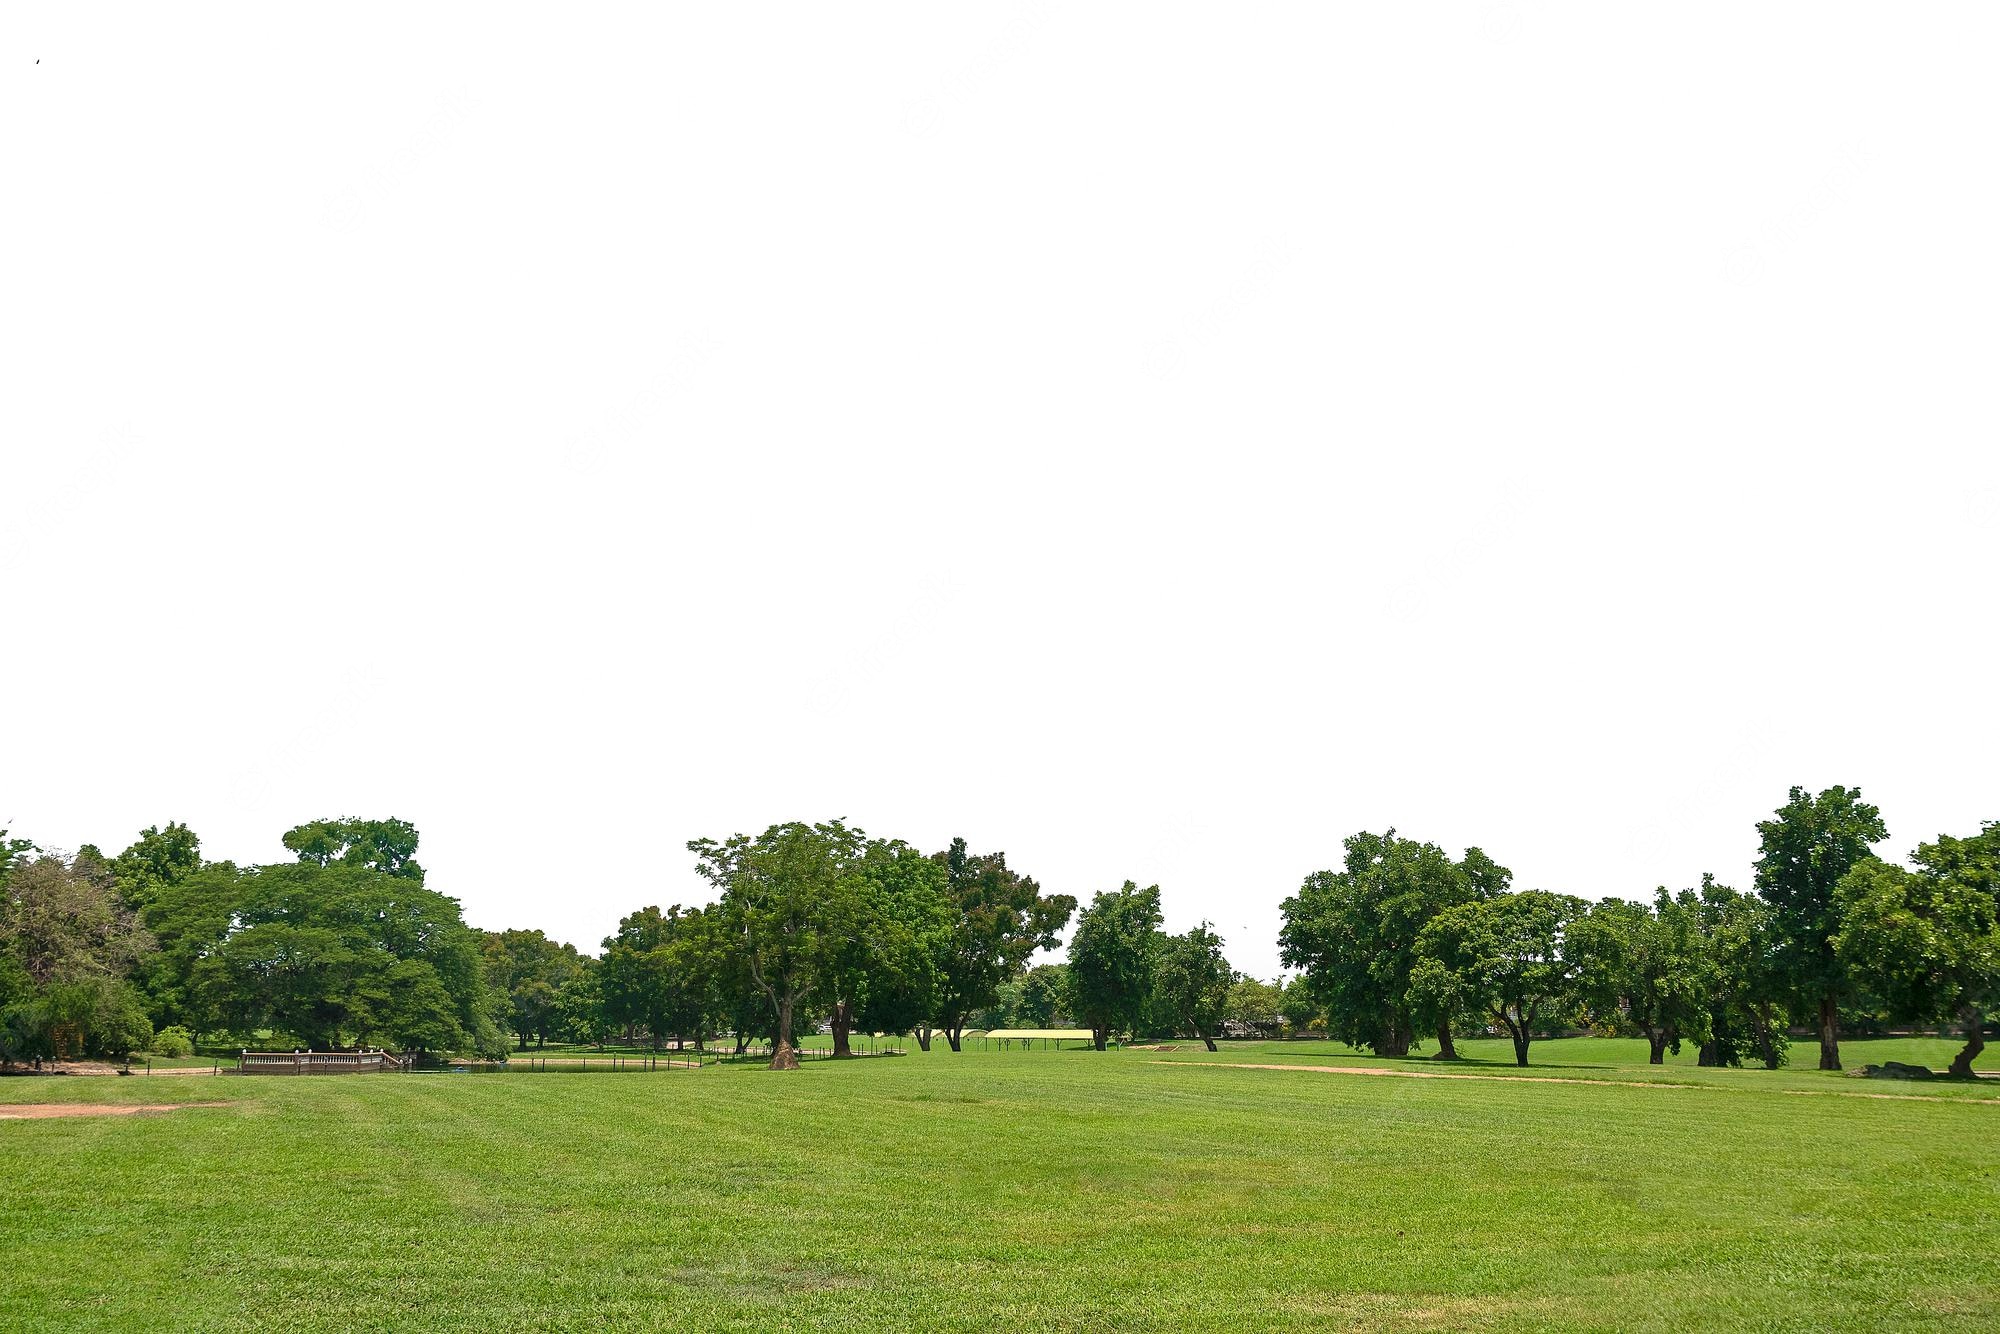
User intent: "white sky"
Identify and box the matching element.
[5,6,1996,979]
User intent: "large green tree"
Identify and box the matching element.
[1690,876,1790,1069]
[208,858,501,1055]
[1411,890,1586,1066]
[1835,821,2000,1078]
[1223,975,1284,1036]
[1065,881,1163,1050]
[281,817,425,881]
[0,850,158,1064]
[1572,891,1717,1064]
[843,840,954,1050]
[1754,785,1887,1070]
[689,819,871,1070]
[484,928,587,1049]
[1153,922,1232,1050]
[1012,963,1071,1028]
[928,839,1074,1052]
[1280,831,1508,1058]
[111,822,203,910]
[134,861,247,1036]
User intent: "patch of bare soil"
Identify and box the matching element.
[1152,1061,1696,1090]
[0,1102,231,1120]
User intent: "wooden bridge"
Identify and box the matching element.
[236,1049,413,1075]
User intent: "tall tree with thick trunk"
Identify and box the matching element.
[1835,821,1999,1079]
[1279,831,1508,1058]
[1754,786,1887,1071]
[1153,923,1233,1050]
[929,839,1074,1052]
[689,820,869,1071]
[1412,890,1585,1067]
[1066,882,1164,1050]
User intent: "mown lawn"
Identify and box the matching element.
[2,1038,1995,1331]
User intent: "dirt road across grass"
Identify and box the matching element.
[1151,1061,1697,1089]
[0,1102,230,1120]
[1154,1061,2000,1104]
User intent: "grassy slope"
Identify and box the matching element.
[2,1039,1995,1332]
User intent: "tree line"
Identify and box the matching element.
[1278,787,1998,1076]
[0,812,1282,1069]
[6,788,1993,1075]
[486,826,1268,1063]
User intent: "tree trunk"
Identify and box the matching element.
[830,1001,854,1058]
[770,996,801,1071]
[915,1024,933,1052]
[1376,1021,1411,1058]
[1754,1003,1782,1070]
[1502,1014,1530,1066]
[1816,995,1841,1071]
[1697,1040,1721,1067]
[945,1024,963,1052]
[1647,1030,1668,1065]
[1947,1005,1985,1079]
[1202,1035,1217,1052]
[1434,1021,1458,1061]
[1093,1025,1108,1051]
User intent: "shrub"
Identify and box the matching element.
[152,1025,195,1058]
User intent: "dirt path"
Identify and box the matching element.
[0,1102,231,1120]
[1151,1061,1696,1090]
[1155,1061,2000,1104]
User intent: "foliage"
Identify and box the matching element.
[151,1024,196,1058]
[1152,922,1232,1049]
[0,851,158,1063]
[1065,881,1163,1049]
[1,853,156,988]
[1223,974,1284,1034]
[1280,974,1326,1035]
[1571,890,1717,1063]
[1279,831,1508,1057]
[1753,784,1887,1070]
[205,858,502,1055]
[281,817,426,882]
[1690,877,1791,1068]
[928,839,1074,1051]
[110,822,202,910]
[1835,820,2000,1077]
[848,840,955,1043]
[483,928,587,1049]
[689,819,871,1068]
[134,862,247,1036]
[1411,890,1587,1065]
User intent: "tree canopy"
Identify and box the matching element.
[1065,881,1163,1050]
[1836,821,2000,1078]
[928,839,1074,1052]
[1411,890,1586,1066]
[1754,785,1887,1070]
[1153,923,1232,1050]
[1280,831,1508,1058]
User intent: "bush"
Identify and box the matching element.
[89,984,154,1060]
[152,1025,195,1058]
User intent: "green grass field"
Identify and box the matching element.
[3,1038,1996,1331]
